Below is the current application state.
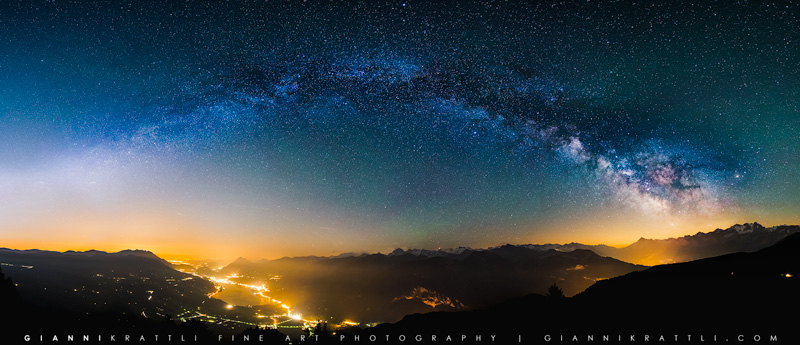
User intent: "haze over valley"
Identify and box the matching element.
[2,222,796,336]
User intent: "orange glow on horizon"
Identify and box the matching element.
[2,212,797,261]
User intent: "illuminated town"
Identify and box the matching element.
[168,260,362,336]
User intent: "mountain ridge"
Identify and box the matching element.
[351,232,800,344]
[213,241,645,323]
[310,222,798,266]
[4,222,795,269]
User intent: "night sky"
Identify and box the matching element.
[2,0,799,260]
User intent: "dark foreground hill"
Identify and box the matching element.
[0,250,286,344]
[348,232,800,344]
[0,248,221,317]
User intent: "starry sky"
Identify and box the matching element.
[1,0,799,260]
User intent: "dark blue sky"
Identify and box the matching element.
[1,0,798,259]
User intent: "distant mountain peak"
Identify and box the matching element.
[65,249,108,255]
[231,257,252,264]
[388,247,472,257]
[117,249,162,260]
[611,222,800,265]
[728,222,765,234]
[118,249,155,255]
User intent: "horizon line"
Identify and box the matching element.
[1,221,786,262]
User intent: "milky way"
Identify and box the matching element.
[1,1,798,258]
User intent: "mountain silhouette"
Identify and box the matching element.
[350,232,800,344]
[0,248,224,320]
[574,231,800,331]
[216,244,644,323]
[574,222,800,265]
[379,223,800,266]
[0,222,795,343]
[0,265,20,309]
[0,261,285,343]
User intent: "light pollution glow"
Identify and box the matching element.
[1,1,799,261]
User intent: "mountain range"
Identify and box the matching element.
[0,221,797,342]
[216,244,645,323]
[211,222,798,324]
[0,248,222,317]
[354,231,800,344]
[387,222,799,266]
[572,222,800,265]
